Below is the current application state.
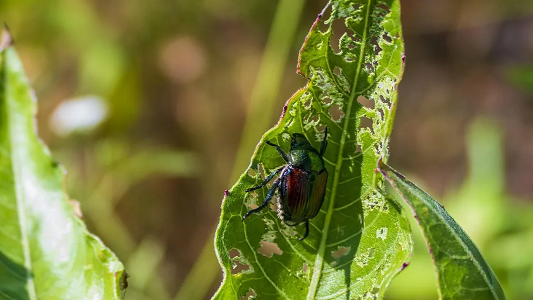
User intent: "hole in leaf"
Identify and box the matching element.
[245,187,259,209]
[377,3,391,15]
[229,248,239,258]
[310,114,319,124]
[315,126,327,140]
[370,35,378,45]
[229,249,252,274]
[247,168,257,178]
[333,66,341,76]
[328,104,344,122]
[332,246,351,259]
[239,288,257,300]
[330,19,351,54]
[258,241,283,258]
[350,3,363,13]
[376,227,388,240]
[370,36,383,56]
[357,96,374,109]
[304,99,312,110]
[316,5,332,33]
[382,32,392,43]
[323,96,333,106]
[380,95,391,106]
[315,124,326,135]
[365,62,375,73]
[269,195,278,212]
[377,107,385,122]
[374,44,383,56]
[359,116,372,130]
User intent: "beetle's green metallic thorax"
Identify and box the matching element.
[288,133,325,173]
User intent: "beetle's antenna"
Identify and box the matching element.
[265,140,290,163]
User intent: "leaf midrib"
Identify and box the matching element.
[420,189,499,298]
[3,48,38,299]
[306,1,373,299]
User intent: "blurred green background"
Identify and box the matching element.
[1,0,532,299]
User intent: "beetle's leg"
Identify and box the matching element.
[245,166,285,192]
[265,140,290,163]
[320,126,328,156]
[299,221,310,241]
[242,178,281,220]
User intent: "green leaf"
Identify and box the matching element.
[214,1,412,299]
[377,160,506,300]
[0,31,125,299]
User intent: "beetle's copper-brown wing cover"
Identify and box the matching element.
[306,169,327,219]
[281,168,327,224]
[280,168,310,224]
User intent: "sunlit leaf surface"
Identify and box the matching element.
[378,161,506,300]
[214,1,412,299]
[0,31,125,299]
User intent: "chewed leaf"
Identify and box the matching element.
[214,1,412,299]
[0,31,125,298]
[378,160,506,299]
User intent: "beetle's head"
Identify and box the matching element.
[290,133,311,150]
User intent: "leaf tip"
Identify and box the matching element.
[1,24,14,49]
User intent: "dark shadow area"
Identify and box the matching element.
[0,249,33,300]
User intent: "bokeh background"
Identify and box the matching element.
[2,0,533,299]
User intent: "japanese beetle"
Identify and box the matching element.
[243,128,328,240]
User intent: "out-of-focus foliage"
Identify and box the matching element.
[0,33,124,299]
[379,159,505,299]
[387,117,533,299]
